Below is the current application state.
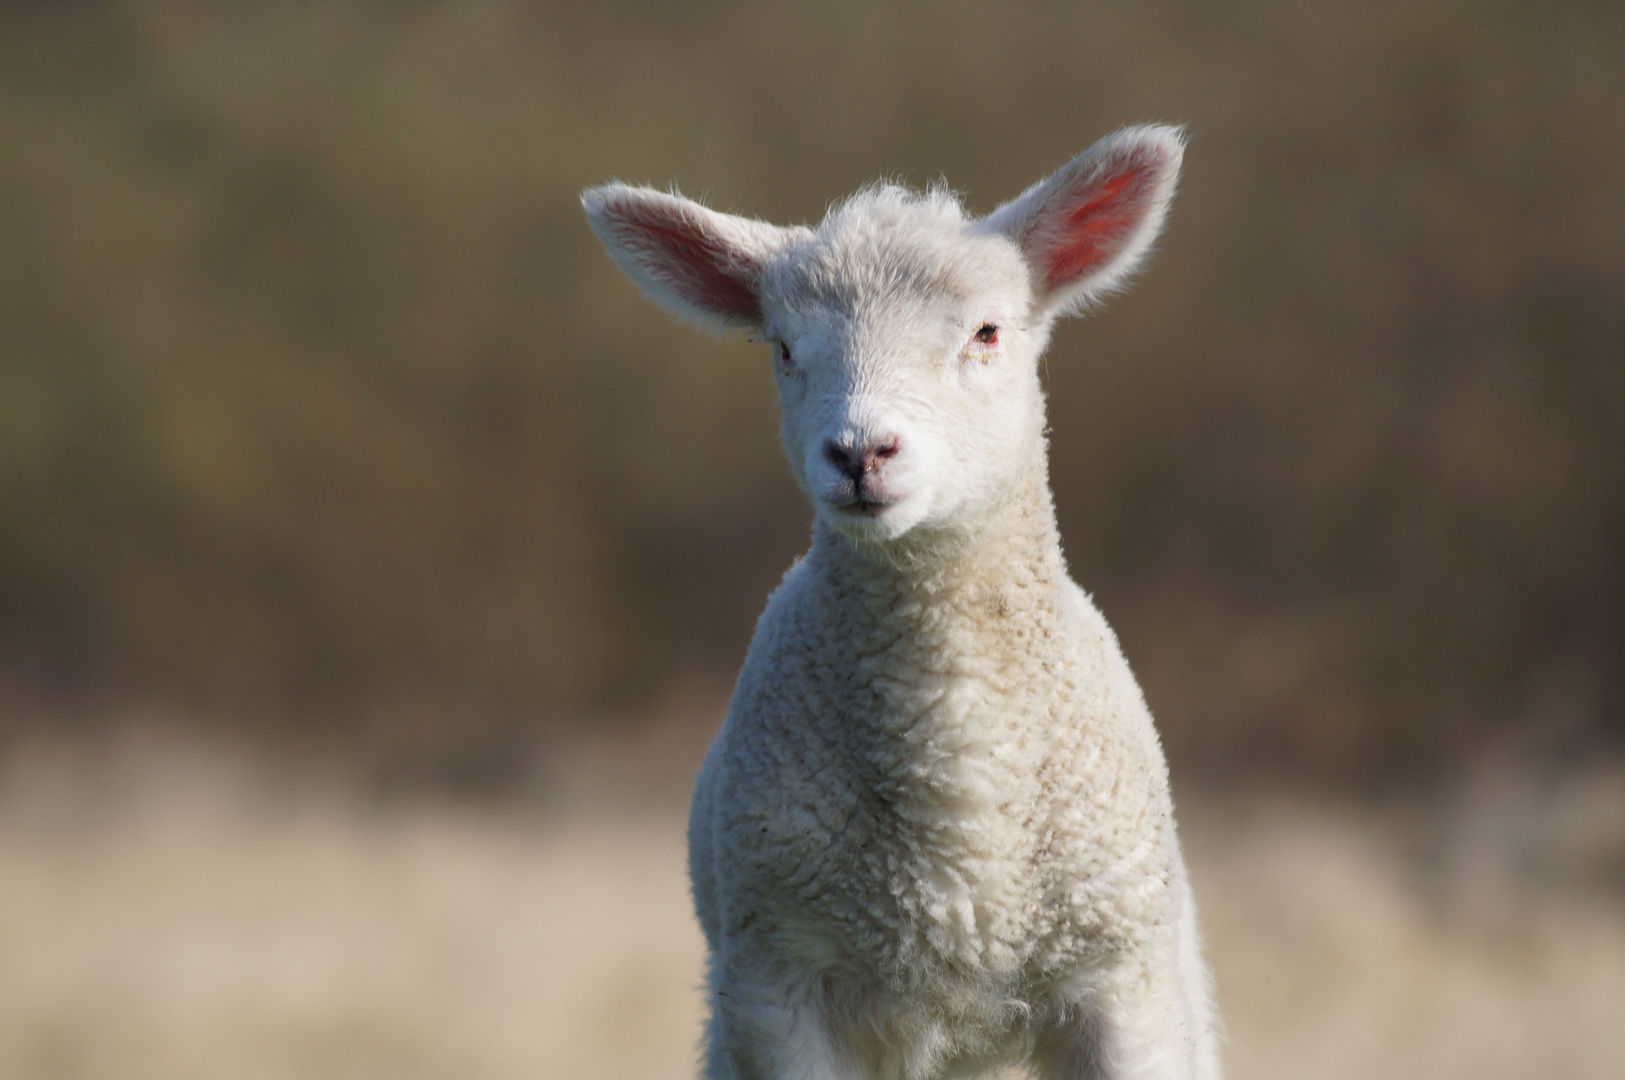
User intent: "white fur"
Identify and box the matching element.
[583,124,1219,1080]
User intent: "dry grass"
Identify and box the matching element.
[2,736,1623,1080]
[1192,790,1625,1080]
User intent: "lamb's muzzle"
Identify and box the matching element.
[823,436,900,512]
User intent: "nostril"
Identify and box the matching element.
[860,437,900,474]
[824,440,861,479]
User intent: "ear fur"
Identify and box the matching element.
[581,184,796,330]
[983,124,1185,318]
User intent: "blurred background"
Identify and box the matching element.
[1,1,1622,1078]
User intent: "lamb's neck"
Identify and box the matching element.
[806,457,1070,661]
[803,458,1073,844]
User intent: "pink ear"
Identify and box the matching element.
[583,185,792,328]
[1039,164,1160,291]
[985,125,1184,315]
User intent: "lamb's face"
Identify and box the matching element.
[582,127,1185,547]
[760,213,1047,544]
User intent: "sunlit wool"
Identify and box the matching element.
[583,125,1220,1080]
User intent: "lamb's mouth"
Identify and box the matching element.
[829,494,894,518]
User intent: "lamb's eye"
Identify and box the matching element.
[778,342,793,365]
[973,324,999,345]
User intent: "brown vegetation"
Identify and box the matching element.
[0,1,1622,785]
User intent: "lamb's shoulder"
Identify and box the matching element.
[697,561,910,971]
[687,733,723,952]
[1046,577,1171,799]
[1030,578,1182,958]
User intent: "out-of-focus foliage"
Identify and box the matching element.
[0,0,1620,784]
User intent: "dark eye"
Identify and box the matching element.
[778,341,792,365]
[973,323,999,345]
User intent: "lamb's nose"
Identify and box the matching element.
[824,437,900,481]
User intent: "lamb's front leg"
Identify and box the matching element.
[702,970,862,1080]
[1032,933,1218,1080]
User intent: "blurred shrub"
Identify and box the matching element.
[0,0,1620,784]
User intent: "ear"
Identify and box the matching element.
[582,183,796,331]
[983,124,1185,318]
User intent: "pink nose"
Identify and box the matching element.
[824,437,900,481]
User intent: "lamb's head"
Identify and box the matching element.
[583,125,1183,547]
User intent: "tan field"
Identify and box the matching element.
[3,734,1623,1080]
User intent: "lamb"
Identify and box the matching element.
[581,124,1220,1080]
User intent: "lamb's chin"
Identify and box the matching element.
[820,495,927,544]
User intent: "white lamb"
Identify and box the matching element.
[582,124,1219,1080]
